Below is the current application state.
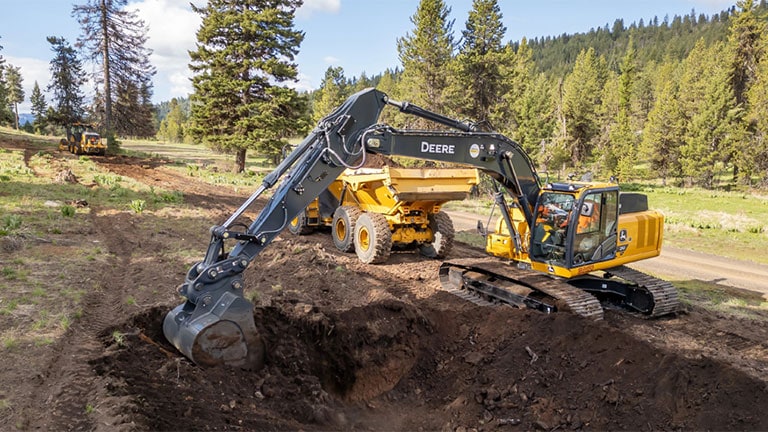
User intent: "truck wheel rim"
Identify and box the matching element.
[335,220,346,241]
[359,228,370,251]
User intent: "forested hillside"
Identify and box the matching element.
[302,0,768,188]
[151,0,768,188]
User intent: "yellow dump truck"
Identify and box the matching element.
[288,166,479,263]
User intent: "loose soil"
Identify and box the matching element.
[2,138,768,431]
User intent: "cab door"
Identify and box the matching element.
[569,189,618,266]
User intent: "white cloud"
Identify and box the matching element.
[169,71,193,97]
[128,0,202,101]
[296,0,341,19]
[323,56,340,65]
[287,73,316,93]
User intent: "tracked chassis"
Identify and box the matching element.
[439,259,679,319]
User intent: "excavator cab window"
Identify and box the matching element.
[530,189,619,267]
[530,192,575,263]
[571,191,618,265]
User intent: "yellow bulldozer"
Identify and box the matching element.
[58,123,107,156]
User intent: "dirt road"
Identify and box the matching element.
[447,210,768,297]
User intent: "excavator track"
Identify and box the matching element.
[439,258,604,320]
[604,265,680,317]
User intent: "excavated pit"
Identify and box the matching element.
[90,298,430,431]
[89,298,768,431]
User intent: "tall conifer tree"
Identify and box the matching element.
[397,0,454,125]
[5,65,24,130]
[30,81,47,133]
[444,0,511,126]
[679,40,740,187]
[0,37,10,125]
[312,66,349,123]
[727,0,766,181]
[608,36,639,178]
[188,0,307,171]
[746,40,768,185]
[46,37,86,128]
[73,0,156,137]
[641,77,685,185]
[558,48,606,167]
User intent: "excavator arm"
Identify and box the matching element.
[163,88,541,368]
[163,88,387,368]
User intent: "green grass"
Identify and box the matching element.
[642,185,768,264]
[676,279,768,319]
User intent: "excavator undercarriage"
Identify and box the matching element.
[439,259,679,319]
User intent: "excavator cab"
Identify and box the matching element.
[530,184,619,271]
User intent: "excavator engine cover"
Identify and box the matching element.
[163,289,265,369]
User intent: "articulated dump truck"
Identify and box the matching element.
[288,166,480,264]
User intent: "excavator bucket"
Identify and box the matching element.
[163,290,265,369]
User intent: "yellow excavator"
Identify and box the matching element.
[163,88,679,368]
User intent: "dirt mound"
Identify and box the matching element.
[361,152,404,168]
[85,230,768,431]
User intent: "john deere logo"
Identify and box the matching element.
[469,143,480,158]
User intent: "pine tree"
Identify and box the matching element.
[558,48,606,167]
[397,0,455,124]
[73,0,156,137]
[746,35,768,185]
[158,98,186,143]
[514,73,555,165]
[0,38,10,126]
[311,66,349,123]
[374,68,403,126]
[728,0,765,106]
[727,0,766,181]
[30,81,47,133]
[679,40,741,187]
[5,65,23,130]
[444,0,512,126]
[641,78,685,185]
[610,36,639,178]
[46,36,86,127]
[497,38,535,137]
[188,0,308,171]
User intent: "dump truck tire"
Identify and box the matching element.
[419,211,455,259]
[354,212,392,264]
[288,211,314,235]
[332,206,362,252]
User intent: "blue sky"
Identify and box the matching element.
[1,0,736,113]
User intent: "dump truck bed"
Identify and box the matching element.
[340,166,479,203]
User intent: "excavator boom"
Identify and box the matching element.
[163,88,679,368]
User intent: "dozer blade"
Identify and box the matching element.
[438,258,604,320]
[163,291,265,369]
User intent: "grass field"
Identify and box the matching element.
[8,127,768,265]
